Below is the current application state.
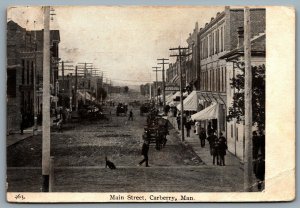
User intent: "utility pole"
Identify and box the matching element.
[61,61,64,81]
[100,71,103,104]
[78,62,92,104]
[152,66,161,106]
[75,66,78,111]
[33,21,38,136]
[42,6,50,192]
[69,73,73,111]
[157,58,169,107]
[244,7,253,192]
[170,46,190,142]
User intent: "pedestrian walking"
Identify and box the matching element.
[207,121,214,136]
[254,154,265,190]
[185,119,192,137]
[212,133,220,165]
[199,127,206,147]
[195,121,200,135]
[176,115,181,130]
[139,140,150,167]
[128,109,133,121]
[57,118,63,133]
[218,133,227,166]
[20,112,25,135]
[206,132,217,156]
[59,107,63,119]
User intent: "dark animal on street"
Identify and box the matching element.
[105,156,116,169]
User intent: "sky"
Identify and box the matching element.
[8,6,223,86]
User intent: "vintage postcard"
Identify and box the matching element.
[6,6,295,202]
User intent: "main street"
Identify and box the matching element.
[7,92,244,192]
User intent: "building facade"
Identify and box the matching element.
[221,33,266,160]
[196,7,265,135]
[7,20,60,133]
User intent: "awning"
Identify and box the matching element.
[177,91,202,111]
[191,103,219,121]
[78,91,95,101]
[172,91,181,99]
[172,91,187,101]
[166,93,174,104]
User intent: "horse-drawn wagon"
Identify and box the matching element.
[142,113,169,150]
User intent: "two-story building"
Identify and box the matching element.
[7,20,60,134]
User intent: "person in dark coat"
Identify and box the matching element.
[218,133,227,166]
[254,154,265,190]
[176,115,181,130]
[212,134,220,165]
[252,131,260,159]
[128,110,133,121]
[207,132,217,156]
[20,112,25,135]
[139,141,150,167]
[207,122,214,135]
[259,131,265,159]
[185,120,192,137]
[199,128,206,147]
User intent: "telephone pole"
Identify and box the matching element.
[152,66,161,106]
[157,58,169,107]
[42,6,50,192]
[75,66,78,111]
[78,62,92,104]
[33,21,38,136]
[244,7,253,192]
[170,46,190,142]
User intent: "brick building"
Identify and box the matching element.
[7,20,60,134]
[195,7,266,135]
[165,7,265,142]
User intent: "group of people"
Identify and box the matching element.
[176,114,193,137]
[207,131,228,166]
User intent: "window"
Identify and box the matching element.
[217,68,220,92]
[206,71,208,91]
[231,124,233,138]
[224,67,227,92]
[221,67,224,92]
[216,29,220,53]
[221,26,224,52]
[236,127,239,141]
[222,25,225,51]
[212,32,215,55]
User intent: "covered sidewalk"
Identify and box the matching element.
[177,91,202,112]
[191,102,219,121]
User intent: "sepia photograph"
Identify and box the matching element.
[5,5,295,202]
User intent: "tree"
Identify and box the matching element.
[227,64,265,131]
[124,86,129,93]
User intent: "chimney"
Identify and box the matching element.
[237,26,244,47]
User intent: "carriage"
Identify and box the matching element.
[140,103,152,116]
[77,104,108,121]
[116,103,128,116]
[143,116,169,150]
